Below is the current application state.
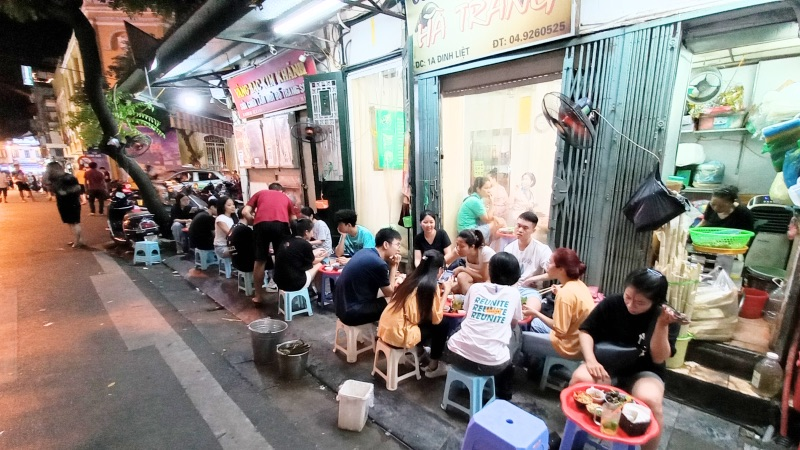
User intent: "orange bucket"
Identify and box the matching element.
[739,287,769,319]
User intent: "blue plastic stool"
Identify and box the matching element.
[194,248,218,270]
[218,257,235,278]
[238,271,254,296]
[441,365,496,417]
[278,288,313,321]
[559,418,637,450]
[540,355,582,391]
[462,399,549,450]
[133,241,161,266]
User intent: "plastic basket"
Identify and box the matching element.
[689,227,754,249]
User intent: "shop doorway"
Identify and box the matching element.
[440,79,561,247]
[346,59,407,242]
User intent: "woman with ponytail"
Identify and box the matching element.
[451,229,495,294]
[521,248,595,361]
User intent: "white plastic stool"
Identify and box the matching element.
[332,320,375,363]
[218,257,235,278]
[371,339,422,391]
[539,355,582,391]
[278,289,313,321]
[238,271,254,296]
[133,241,161,266]
[194,248,218,270]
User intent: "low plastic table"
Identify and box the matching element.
[559,382,659,450]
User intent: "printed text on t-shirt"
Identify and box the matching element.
[469,296,510,323]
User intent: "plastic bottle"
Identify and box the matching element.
[751,352,783,398]
[763,281,785,323]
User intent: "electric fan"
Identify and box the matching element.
[686,68,723,105]
[542,93,597,149]
[290,120,332,209]
[124,134,152,157]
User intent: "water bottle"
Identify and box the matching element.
[751,352,783,398]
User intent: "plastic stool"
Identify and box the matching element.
[441,365,495,417]
[540,356,582,391]
[559,418,637,450]
[462,399,549,450]
[194,248,218,270]
[278,289,313,321]
[133,241,161,266]
[238,271,254,296]
[218,257,235,278]
[333,320,375,363]
[371,339,421,391]
[318,271,339,305]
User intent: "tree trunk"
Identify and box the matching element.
[49,4,170,229]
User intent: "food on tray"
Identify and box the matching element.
[619,403,651,436]
[573,391,594,406]
[586,386,606,403]
[586,403,603,417]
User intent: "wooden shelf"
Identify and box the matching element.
[681,128,749,135]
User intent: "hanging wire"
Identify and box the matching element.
[593,110,661,164]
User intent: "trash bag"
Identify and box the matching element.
[623,165,691,232]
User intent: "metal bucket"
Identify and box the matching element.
[248,318,288,365]
[276,340,310,380]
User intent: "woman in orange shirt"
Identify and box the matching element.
[378,250,455,376]
[520,248,595,362]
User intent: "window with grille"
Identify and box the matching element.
[204,135,226,169]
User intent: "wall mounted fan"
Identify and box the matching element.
[686,68,723,105]
[124,134,152,157]
[542,93,597,149]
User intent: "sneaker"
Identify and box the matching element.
[425,363,448,379]
[266,280,278,292]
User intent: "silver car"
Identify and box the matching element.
[165,169,229,190]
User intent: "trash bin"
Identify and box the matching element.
[248,318,288,365]
[336,380,374,432]
[666,333,693,369]
[276,340,310,379]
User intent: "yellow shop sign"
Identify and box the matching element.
[407,0,575,74]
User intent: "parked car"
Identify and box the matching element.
[165,169,229,191]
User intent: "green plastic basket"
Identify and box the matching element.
[689,227,754,249]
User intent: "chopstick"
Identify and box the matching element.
[538,286,555,295]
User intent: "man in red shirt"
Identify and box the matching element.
[242,182,296,303]
[85,162,107,215]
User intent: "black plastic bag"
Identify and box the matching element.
[622,165,690,232]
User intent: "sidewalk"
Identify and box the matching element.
[156,251,783,450]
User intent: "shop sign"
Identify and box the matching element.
[407,0,574,74]
[227,51,317,119]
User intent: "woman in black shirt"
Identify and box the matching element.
[571,268,681,450]
[413,210,455,267]
[699,185,754,231]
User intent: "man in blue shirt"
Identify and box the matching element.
[334,227,402,326]
[333,209,375,265]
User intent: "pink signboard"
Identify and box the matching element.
[227,51,317,119]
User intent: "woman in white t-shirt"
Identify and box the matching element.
[451,229,496,294]
[214,197,236,259]
[446,252,522,400]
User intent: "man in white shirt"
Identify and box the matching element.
[503,211,553,312]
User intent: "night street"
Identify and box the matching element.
[0,193,404,449]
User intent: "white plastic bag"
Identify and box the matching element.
[689,268,738,341]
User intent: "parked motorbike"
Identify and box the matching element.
[108,188,160,245]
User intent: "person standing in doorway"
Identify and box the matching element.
[85,162,107,215]
[241,183,296,304]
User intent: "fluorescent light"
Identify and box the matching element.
[179,92,203,112]
[273,0,344,35]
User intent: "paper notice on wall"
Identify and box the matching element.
[473,160,485,177]
[518,96,532,134]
